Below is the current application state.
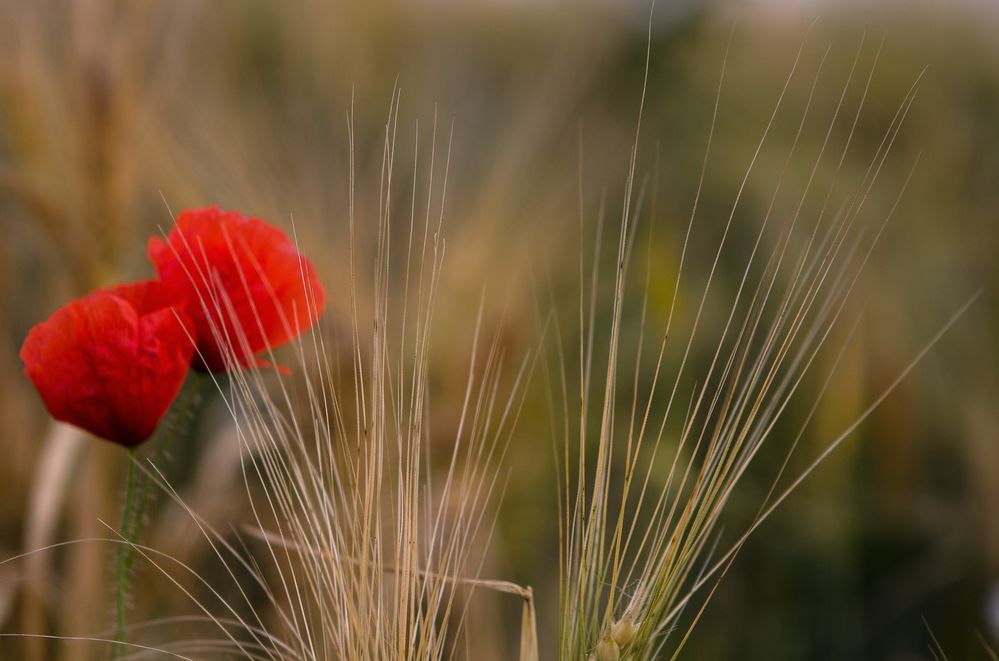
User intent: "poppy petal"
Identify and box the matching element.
[20,283,194,446]
[148,206,325,372]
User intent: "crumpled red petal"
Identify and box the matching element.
[147,206,326,373]
[20,281,194,446]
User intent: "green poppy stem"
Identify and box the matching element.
[111,372,206,659]
[112,450,137,658]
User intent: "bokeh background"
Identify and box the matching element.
[1,1,997,659]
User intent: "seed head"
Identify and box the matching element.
[595,639,621,661]
[611,618,638,647]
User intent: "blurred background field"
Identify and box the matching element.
[1,0,997,659]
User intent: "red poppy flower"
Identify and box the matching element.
[147,206,325,372]
[20,281,195,446]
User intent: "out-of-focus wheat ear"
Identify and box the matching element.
[0,565,14,637]
[20,423,87,661]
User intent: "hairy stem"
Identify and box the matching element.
[112,450,137,658]
[110,373,206,658]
